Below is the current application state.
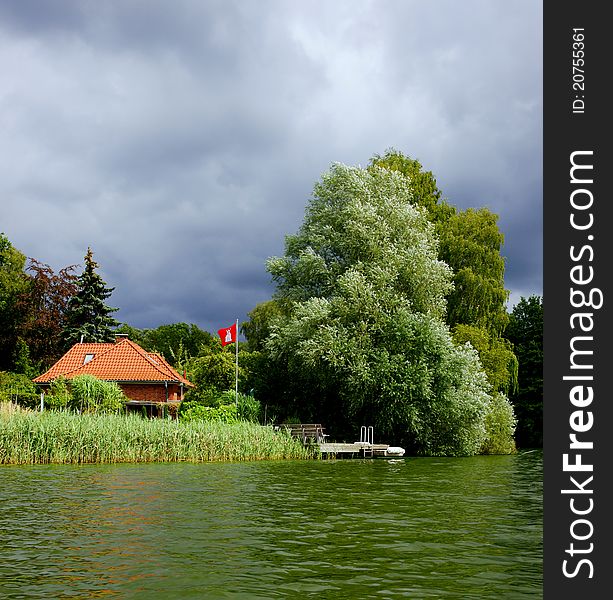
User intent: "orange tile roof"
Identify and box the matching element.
[34,339,193,387]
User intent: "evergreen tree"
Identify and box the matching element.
[63,248,119,346]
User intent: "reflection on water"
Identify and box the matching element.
[0,452,542,599]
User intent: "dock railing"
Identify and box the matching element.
[359,425,374,445]
[359,425,374,457]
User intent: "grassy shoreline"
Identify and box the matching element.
[0,403,314,464]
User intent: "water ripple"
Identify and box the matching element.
[0,452,542,599]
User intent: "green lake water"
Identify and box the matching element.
[0,451,542,599]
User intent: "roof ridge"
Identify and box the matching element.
[122,339,179,381]
[147,351,191,385]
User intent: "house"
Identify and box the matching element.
[33,334,194,416]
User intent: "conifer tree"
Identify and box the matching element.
[63,248,119,346]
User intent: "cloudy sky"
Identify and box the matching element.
[1,0,542,335]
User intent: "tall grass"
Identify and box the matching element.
[0,404,314,464]
[68,374,126,413]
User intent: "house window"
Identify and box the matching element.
[83,354,95,364]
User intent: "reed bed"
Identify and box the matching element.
[0,404,314,464]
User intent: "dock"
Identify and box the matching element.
[318,442,397,458]
[276,423,404,458]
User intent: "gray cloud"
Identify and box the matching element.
[1,0,542,333]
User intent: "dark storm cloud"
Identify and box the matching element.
[0,0,542,333]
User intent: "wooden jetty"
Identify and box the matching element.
[318,441,396,458]
[278,423,405,458]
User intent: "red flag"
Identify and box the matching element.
[217,322,237,347]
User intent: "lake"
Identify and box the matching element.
[0,451,542,599]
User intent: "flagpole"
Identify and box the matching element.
[235,318,239,410]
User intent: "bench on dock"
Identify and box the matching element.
[277,423,329,445]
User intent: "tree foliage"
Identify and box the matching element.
[44,376,72,409]
[241,300,284,352]
[505,295,543,447]
[439,208,508,335]
[143,323,213,365]
[370,149,514,394]
[452,324,517,395]
[370,149,509,334]
[115,322,214,367]
[1,234,78,372]
[186,345,239,399]
[268,162,453,318]
[0,370,39,407]
[259,163,508,455]
[63,248,119,346]
[17,259,78,369]
[368,149,449,219]
[480,392,517,454]
[0,234,29,371]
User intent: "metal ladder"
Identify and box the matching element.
[360,425,374,458]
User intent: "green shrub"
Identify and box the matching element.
[68,375,126,414]
[480,392,517,454]
[179,391,261,424]
[0,372,39,408]
[237,393,261,423]
[45,377,71,409]
[179,401,238,423]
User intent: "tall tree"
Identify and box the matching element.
[17,259,78,370]
[438,208,509,334]
[114,322,215,367]
[1,234,81,372]
[0,233,29,370]
[143,323,214,365]
[370,149,509,334]
[63,248,119,345]
[241,300,284,352]
[370,149,516,393]
[505,296,543,448]
[262,163,511,456]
